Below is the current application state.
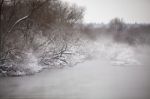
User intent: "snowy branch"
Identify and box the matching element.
[8,15,29,33]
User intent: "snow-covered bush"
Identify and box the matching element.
[0,0,86,76]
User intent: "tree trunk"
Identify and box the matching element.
[0,0,4,59]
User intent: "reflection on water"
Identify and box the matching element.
[0,44,150,99]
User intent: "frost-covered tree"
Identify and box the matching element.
[0,0,85,76]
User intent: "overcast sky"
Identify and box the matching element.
[63,0,150,23]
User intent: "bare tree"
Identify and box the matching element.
[0,0,49,60]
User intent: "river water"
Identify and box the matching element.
[0,43,150,99]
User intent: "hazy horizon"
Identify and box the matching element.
[64,0,150,24]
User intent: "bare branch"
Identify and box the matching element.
[4,0,49,38]
[8,15,29,33]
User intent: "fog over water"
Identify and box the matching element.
[0,38,150,99]
[0,0,150,99]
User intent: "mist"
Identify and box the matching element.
[0,0,150,99]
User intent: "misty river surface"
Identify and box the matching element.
[0,47,150,99]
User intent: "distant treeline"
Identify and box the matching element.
[79,18,150,45]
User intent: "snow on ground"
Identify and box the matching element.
[24,50,42,72]
[6,50,43,76]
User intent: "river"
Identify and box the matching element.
[0,43,150,99]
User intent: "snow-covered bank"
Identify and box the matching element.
[0,38,93,76]
[1,33,149,76]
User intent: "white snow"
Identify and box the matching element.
[22,49,42,73]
